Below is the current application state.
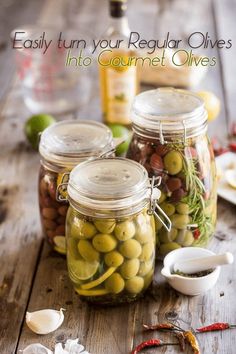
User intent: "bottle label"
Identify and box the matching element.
[106,66,136,124]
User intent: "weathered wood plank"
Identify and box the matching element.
[0,90,43,353]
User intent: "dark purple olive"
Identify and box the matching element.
[166,177,182,192]
[170,188,187,203]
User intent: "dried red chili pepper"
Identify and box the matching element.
[175,332,185,352]
[229,142,236,152]
[143,323,176,331]
[196,322,236,332]
[193,229,200,240]
[184,331,201,354]
[131,339,177,354]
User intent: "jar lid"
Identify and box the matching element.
[39,120,113,168]
[67,158,150,211]
[132,88,207,138]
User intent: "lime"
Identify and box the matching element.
[107,124,131,156]
[53,236,66,255]
[25,114,56,149]
[68,258,99,282]
[197,91,220,122]
[81,266,116,290]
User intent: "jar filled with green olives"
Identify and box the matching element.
[65,158,170,304]
[38,120,114,254]
[127,88,217,256]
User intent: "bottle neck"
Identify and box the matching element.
[107,16,130,37]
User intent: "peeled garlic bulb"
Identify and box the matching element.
[26,308,65,335]
[20,343,53,354]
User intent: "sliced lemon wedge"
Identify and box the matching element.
[53,236,66,255]
[75,288,109,296]
[68,259,99,282]
[81,267,116,290]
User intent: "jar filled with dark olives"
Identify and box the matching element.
[127,88,217,256]
[38,120,114,254]
[65,158,170,304]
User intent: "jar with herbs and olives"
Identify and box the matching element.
[65,158,170,304]
[38,120,114,254]
[127,88,217,256]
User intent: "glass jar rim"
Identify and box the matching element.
[39,120,114,168]
[131,88,208,139]
[67,157,151,211]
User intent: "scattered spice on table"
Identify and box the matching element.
[173,269,214,278]
[196,322,236,332]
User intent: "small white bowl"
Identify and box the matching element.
[161,247,221,296]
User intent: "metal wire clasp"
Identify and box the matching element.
[56,172,70,202]
[148,176,172,232]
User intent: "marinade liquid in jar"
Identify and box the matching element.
[127,88,217,256]
[38,120,114,253]
[65,158,169,304]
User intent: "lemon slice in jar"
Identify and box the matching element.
[75,288,109,296]
[81,267,116,290]
[53,236,66,255]
[68,259,99,282]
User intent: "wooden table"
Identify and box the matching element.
[0,0,236,353]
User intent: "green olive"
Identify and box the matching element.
[92,234,117,253]
[160,202,175,216]
[138,260,153,277]
[158,227,178,243]
[159,242,181,256]
[176,230,194,246]
[105,273,125,294]
[125,276,144,294]
[135,224,153,244]
[170,214,189,229]
[94,219,116,234]
[176,203,190,215]
[78,240,100,262]
[182,231,194,246]
[155,217,164,231]
[104,251,124,267]
[70,219,97,239]
[120,259,140,279]
[164,151,183,175]
[119,239,142,259]
[159,191,167,204]
[114,221,136,241]
[139,242,154,262]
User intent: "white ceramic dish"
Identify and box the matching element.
[216,152,236,205]
[161,247,220,296]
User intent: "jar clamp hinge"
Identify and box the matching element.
[159,120,187,144]
[148,176,172,232]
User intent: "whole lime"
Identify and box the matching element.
[25,114,56,149]
[108,124,131,156]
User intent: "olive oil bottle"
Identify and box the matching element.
[99,0,139,126]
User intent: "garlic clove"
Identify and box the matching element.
[64,338,85,352]
[55,339,91,354]
[26,308,65,335]
[20,343,53,354]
